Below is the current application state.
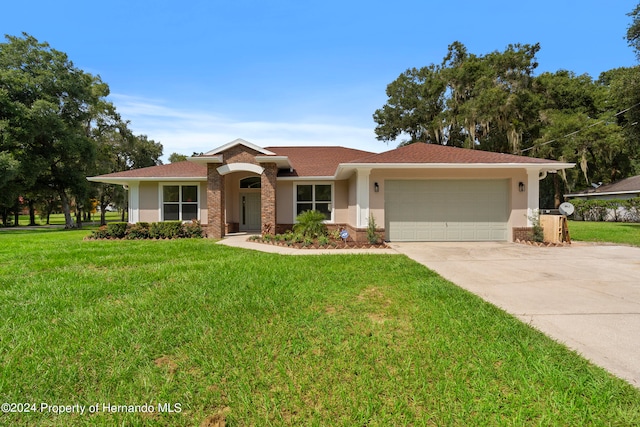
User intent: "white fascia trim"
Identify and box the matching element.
[276,176,335,181]
[217,163,264,176]
[564,190,640,198]
[255,155,292,169]
[334,162,575,179]
[342,162,575,170]
[87,177,206,185]
[187,155,223,164]
[203,138,276,156]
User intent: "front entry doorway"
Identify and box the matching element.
[240,192,261,231]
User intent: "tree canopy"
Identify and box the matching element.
[374,41,541,154]
[168,152,188,163]
[374,15,640,207]
[0,33,162,227]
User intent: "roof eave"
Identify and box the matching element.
[87,176,206,185]
[276,175,335,181]
[187,155,223,164]
[255,155,292,169]
[565,189,640,198]
[334,162,575,179]
[203,138,276,156]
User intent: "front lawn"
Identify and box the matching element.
[568,220,640,246]
[1,229,639,426]
[1,212,125,227]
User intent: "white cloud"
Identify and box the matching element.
[109,94,387,161]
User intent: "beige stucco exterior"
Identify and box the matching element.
[89,140,573,242]
[138,181,159,223]
[367,168,531,235]
[118,166,540,241]
[134,181,208,224]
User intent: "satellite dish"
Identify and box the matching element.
[559,202,575,216]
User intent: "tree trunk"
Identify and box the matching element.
[75,204,83,229]
[552,173,560,209]
[60,191,75,229]
[13,199,19,227]
[29,199,37,226]
[100,195,107,226]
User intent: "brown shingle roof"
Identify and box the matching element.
[573,175,640,195]
[266,146,375,176]
[91,161,207,179]
[89,143,567,182]
[350,142,561,164]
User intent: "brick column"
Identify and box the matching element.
[261,163,277,234]
[207,164,225,239]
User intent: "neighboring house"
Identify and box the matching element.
[87,138,574,242]
[564,175,640,201]
[564,175,640,222]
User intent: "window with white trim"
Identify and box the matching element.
[239,176,261,188]
[296,184,332,220]
[162,184,198,221]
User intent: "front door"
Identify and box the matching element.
[240,192,261,231]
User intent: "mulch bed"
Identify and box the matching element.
[249,238,389,249]
[514,238,570,247]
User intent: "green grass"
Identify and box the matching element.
[3,212,124,227]
[1,230,639,426]
[569,220,640,247]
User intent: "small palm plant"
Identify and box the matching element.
[293,210,327,238]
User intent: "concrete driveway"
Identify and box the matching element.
[389,241,640,388]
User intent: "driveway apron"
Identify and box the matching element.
[389,241,640,388]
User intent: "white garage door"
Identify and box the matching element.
[385,180,509,241]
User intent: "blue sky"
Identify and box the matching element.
[2,1,638,161]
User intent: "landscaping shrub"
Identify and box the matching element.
[623,198,640,222]
[148,222,163,239]
[149,221,183,239]
[91,225,111,239]
[366,213,380,244]
[302,236,314,247]
[181,219,204,238]
[527,211,544,242]
[293,210,327,238]
[106,222,128,239]
[125,222,150,240]
[89,220,204,240]
[318,235,330,246]
[571,198,640,222]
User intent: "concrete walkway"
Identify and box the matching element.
[388,241,640,388]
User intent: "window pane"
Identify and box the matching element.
[163,186,179,203]
[297,185,312,201]
[240,177,261,188]
[296,203,313,216]
[315,203,331,219]
[182,186,198,203]
[164,204,179,220]
[182,204,198,220]
[315,185,331,201]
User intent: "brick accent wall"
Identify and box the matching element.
[261,163,277,233]
[223,145,261,163]
[207,164,225,239]
[513,227,533,241]
[342,225,385,243]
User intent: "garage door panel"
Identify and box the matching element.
[385,180,509,242]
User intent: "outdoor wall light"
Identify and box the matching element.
[374,182,379,193]
[518,182,525,192]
